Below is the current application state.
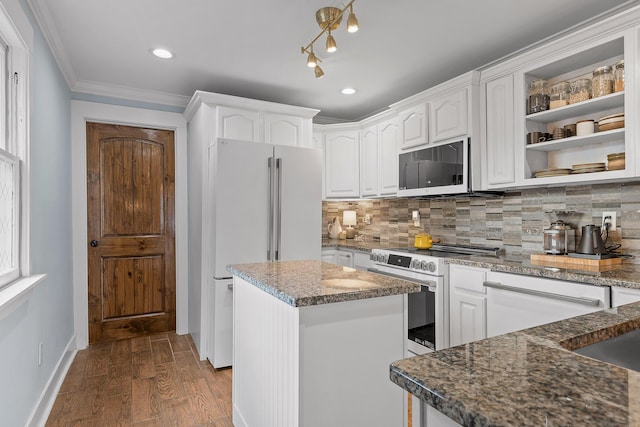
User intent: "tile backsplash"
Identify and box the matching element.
[323,182,640,263]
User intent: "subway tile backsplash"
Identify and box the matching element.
[322,182,640,263]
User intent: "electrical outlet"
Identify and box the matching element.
[602,211,617,231]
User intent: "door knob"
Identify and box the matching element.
[90,240,99,247]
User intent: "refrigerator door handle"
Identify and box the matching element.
[276,158,282,260]
[268,157,274,261]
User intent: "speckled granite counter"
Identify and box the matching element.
[322,239,640,290]
[390,301,640,426]
[445,254,640,290]
[226,260,420,307]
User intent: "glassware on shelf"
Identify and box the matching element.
[569,79,592,104]
[550,81,570,109]
[614,60,624,92]
[528,79,550,114]
[592,65,614,97]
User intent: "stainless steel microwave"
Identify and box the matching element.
[398,139,470,197]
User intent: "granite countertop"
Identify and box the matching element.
[226,260,421,307]
[323,239,640,290]
[390,302,640,426]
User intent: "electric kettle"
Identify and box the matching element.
[577,224,607,255]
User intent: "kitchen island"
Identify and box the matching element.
[390,300,640,426]
[227,260,420,427]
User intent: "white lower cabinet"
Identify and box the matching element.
[233,276,407,427]
[322,248,372,271]
[321,249,337,264]
[448,264,488,347]
[612,286,640,307]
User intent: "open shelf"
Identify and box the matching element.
[526,128,625,152]
[525,92,624,124]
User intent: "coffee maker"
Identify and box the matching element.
[543,220,576,255]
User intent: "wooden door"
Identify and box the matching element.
[87,122,175,343]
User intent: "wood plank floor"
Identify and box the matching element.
[46,333,233,427]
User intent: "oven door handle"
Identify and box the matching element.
[367,268,436,290]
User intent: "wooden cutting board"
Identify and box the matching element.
[530,253,622,271]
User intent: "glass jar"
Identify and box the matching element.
[528,79,549,114]
[569,79,592,104]
[592,65,613,97]
[614,60,624,92]
[550,81,570,109]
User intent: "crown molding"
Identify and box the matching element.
[27,0,77,88]
[73,80,191,108]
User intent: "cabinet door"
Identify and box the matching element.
[353,252,372,271]
[449,265,487,347]
[264,113,304,147]
[485,75,515,186]
[399,104,429,150]
[321,249,337,264]
[378,118,399,195]
[429,89,468,143]
[612,286,640,307]
[218,106,260,142]
[449,288,486,347]
[360,125,378,196]
[335,250,354,267]
[325,131,360,198]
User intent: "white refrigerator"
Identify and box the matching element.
[207,138,322,367]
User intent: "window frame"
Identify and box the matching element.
[0,0,32,292]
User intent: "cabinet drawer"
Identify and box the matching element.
[449,264,488,294]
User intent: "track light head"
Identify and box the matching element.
[347,5,359,32]
[307,50,317,68]
[326,31,337,53]
[314,65,325,79]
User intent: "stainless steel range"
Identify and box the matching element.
[369,244,500,356]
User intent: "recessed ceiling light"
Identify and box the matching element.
[151,48,174,59]
[341,87,356,95]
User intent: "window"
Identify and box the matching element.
[0,147,19,286]
[0,0,30,290]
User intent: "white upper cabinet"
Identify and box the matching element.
[359,116,399,197]
[360,124,378,197]
[398,103,429,150]
[184,91,319,147]
[477,15,640,189]
[378,117,399,195]
[484,74,516,187]
[264,113,305,147]
[218,106,261,142]
[324,129,360,198]
[429,89,468,143]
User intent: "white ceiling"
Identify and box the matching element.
[28,0,638,123]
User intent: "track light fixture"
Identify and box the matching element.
[300,0,359,78]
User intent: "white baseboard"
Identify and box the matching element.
[25,334,77,427]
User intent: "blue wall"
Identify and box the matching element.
[0,1,73,425]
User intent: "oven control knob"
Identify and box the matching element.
[410,259,419,269]
[426,262,437,273]
[420,260,430,271]
[370,253,376,261]
[382,254,389,264]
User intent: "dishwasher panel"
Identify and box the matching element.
[484,271,609,338]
